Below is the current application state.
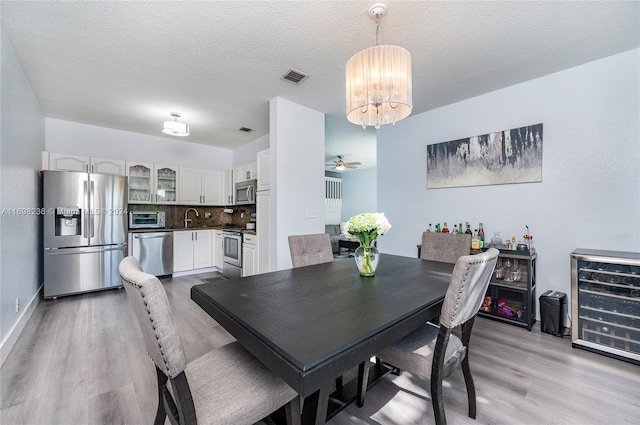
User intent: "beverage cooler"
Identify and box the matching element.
[571,249,640,365]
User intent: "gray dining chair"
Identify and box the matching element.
[118,256,300,425]
[358,248,499,425]
[288,233,334,268]
[421,231,472,264]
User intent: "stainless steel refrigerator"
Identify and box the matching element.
[43,170,128,298]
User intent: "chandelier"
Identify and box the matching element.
[345,3,412,129]
[162,112,189,137]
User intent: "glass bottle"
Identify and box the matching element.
[511,236,517,250]
[453,224,459,234]
[465,222,472,235]
[442,222,449,233]
[471,230,481,250]
[426,223,433,232]
[435,223,441,233]
[478,223,485,244]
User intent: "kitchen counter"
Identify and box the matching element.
[129,226,254,233]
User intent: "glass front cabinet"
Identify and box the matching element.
[126,162,178,204]
[478,250,537,330]
[571,249,640,365]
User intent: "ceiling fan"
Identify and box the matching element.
[328,155,361,171]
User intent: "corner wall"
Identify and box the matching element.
[0,30,46,364]
[270,97,325,270]
[376,49,640,316]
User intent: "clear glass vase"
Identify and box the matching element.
[355,243,379,277]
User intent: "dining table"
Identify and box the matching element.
[191,254,453,425]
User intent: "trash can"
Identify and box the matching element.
[539,290,567,336]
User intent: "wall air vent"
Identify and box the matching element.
[238,127,254,133]
[281,69,309,85]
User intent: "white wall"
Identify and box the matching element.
[341,167,377,222]
[233,134,269,168]
[0,31,46,364]
[270,97,325,270]
[377,49,640,316]
[45,118,233,170]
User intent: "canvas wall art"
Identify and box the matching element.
[426,123,543,189]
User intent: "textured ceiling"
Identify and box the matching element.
[2,1,639,170]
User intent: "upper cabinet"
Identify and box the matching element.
[45,152,125,175]
[179,167,224,206]
[257,149,270,192]
[234,162,257,184]
[126,162,178,204]
[222,169,234,205]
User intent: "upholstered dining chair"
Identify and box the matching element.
[358,248,499,425]
[118,256,300,425]
[288,233,334,268]
[421,231,472,264]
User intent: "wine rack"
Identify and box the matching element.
[571,249,640,365]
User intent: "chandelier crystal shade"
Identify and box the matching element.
[345,3,412,130]
[162,112,189,137]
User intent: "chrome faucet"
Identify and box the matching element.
[184,208,199,228]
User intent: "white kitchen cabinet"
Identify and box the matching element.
[249,162,258,180]
[243,233,258,277]
[127,162,154,203]
[256,191,271,274]
[214,230,224,269]
[47,152,90,172]
[180,167,224,205]
[222,169,234,205]
[46,153,126,175]
[127,162,178,204]
[173,230,213,272]
[257,149,270,191]
[233,162,257,184]
[90,157,126,175]
[202,169,224,205]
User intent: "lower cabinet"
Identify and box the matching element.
[242,234,258,277]
[214,230,224,269]
[173,230,213,272]
[478,250,537,331]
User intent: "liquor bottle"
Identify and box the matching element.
[459,223,463,235]
[511,235,517,249]
[435,223,441,233]
[442,222,449,233]
[478,223,485,242]
[453,224,459,234]
[426,223,433,232]
[471,230,481,250]
[465,222,472,235]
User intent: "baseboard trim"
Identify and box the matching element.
[0,284,42,367]
[172,266,220,278]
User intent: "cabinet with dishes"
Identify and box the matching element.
[126,162,178,204]
[478,250,537,330]
[571,249,640,365]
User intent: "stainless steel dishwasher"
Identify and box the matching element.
[129,231,174,277]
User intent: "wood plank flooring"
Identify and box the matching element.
[1,271,638,425]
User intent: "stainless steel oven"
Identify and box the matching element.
[223,230,243,278]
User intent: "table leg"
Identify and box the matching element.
[301,386,330,425]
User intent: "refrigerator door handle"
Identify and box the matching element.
[89,180,95,238]
[83,180,89,239]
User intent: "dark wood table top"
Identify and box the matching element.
[191,254,453,402]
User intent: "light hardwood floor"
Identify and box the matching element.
[1,272,638,425]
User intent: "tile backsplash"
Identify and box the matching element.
[128,204,255,230]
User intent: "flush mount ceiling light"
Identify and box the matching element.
[162,112,189,137]
[345,3,412,129]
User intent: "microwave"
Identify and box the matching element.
[129,211,165,229]
[235,179,256,205]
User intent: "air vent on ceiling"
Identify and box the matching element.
[281,69,309,85]
[238,127,254,133]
